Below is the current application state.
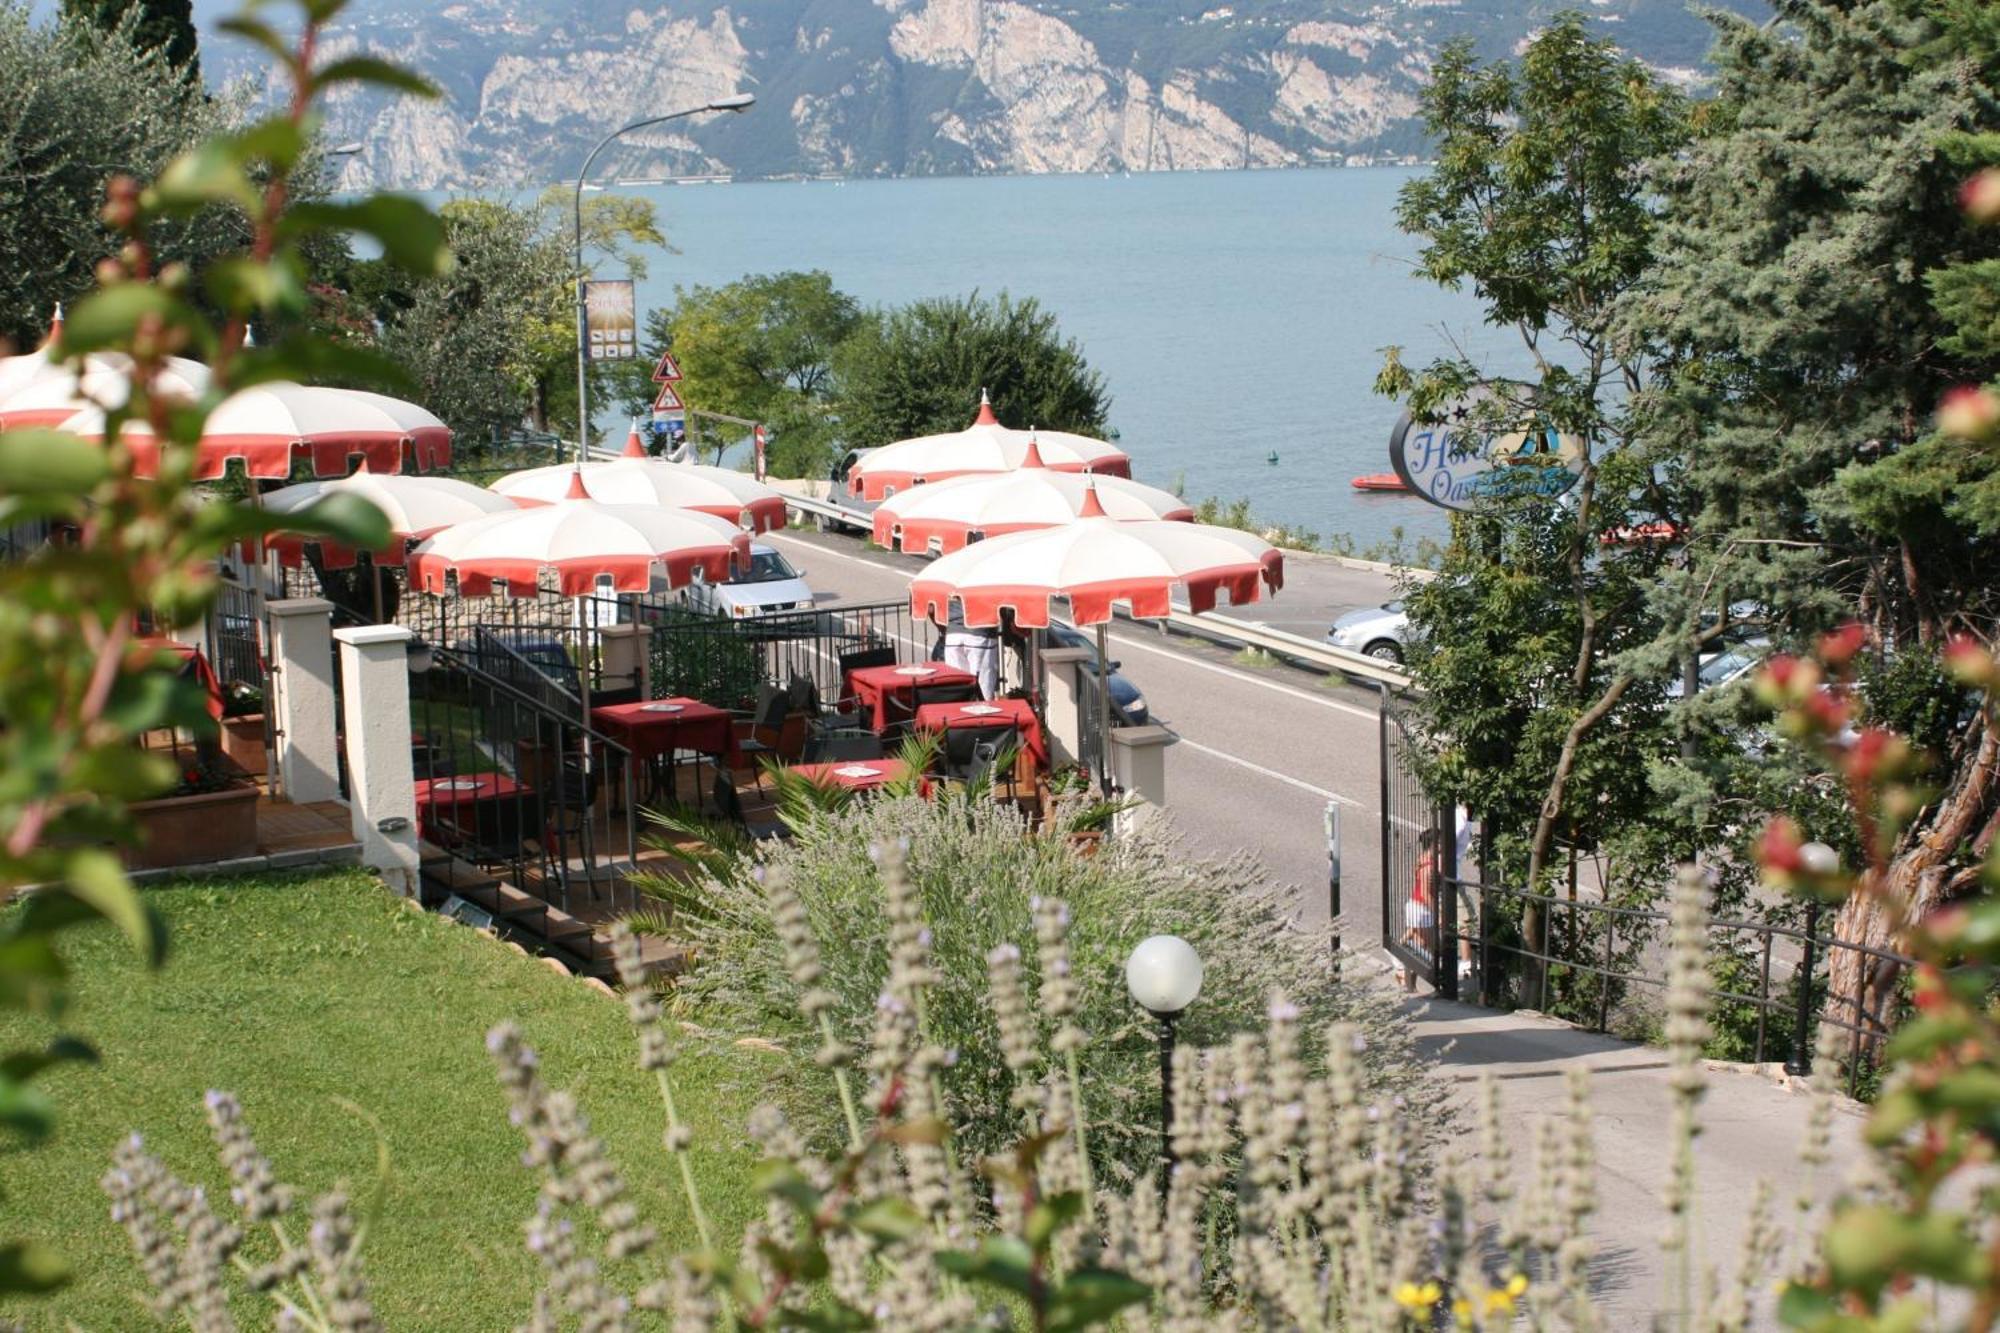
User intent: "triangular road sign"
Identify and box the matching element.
[651,351,683,383]
[653,383,685,412]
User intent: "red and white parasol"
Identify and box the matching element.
[408,472,749,598]
[0,354,211,428]
[872,436,1191,553]
[846,391,1131,501]
[57,382,451,479]
[321,389,454,472]
[908,485,1281,785]
[909,488,1282,629]
[490,428,787,532]
[256,469,517,569]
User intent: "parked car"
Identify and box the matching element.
[679,544,817,618]
[1325,601,1410,663]
[928,618,1149,725]
[1666,637,1771,700]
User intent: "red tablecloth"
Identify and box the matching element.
[842,664,980,731]
[591,698,735,762]
[786,758,913,793]
[135,637,225,723]
[912,698,1047,766]
[414,772,529,845]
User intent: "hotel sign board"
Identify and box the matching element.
[584,280,637,360]
[1388,387,1583,511]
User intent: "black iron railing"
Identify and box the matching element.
[407,642,641,977]
[1448,875,1914,1089]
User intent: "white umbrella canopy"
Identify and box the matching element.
[57,381,449,479]
[846,392,1131,502]
[408,480,750,598]
[257,470,517,569]
[871,438,1192,553]
[908,495,1283,629]
[909,490,1281,785]
[491,428,788,531]
[322,388,454,472]
[0,355,211,428]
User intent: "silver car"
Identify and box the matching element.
[1326,600,1410,663]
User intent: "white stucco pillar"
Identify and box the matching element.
[599,622,652,698]
[1108,724,1176,836]
[334,624,419,894]
[267,597,340,804]
[1038,646,1090,768]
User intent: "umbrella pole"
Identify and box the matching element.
[1096,621,1113,793]
[370,554,384,625]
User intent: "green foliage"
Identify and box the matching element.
[0,0,439,1299]
[628,271,862,477]
[833,290,1110,448]
[0,871,762,1324]
[1384,15,1692,899]
[639,795,1445,1180]
[0,3,232,348]
[59,0,197,77]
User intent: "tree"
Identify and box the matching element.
[834,291,1110,447]
[0,5,230,349]
[1626,0,2000,1029]
[619,271,861,476]
[59,0,197,78]
[1377,16,1691,935]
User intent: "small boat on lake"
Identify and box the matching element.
[1351,472,1411,493]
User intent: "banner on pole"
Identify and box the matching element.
[583,281,637,360]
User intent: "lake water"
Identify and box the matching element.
[609,167,1517,552]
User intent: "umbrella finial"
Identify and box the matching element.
[622,421,647,458]
[564,465,590,501]
[43,303,63,347]
[973,388,1000,428]
[1021,431,1047,470]
[1078,478,1109,519]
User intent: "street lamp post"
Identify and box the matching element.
[571,93,755,464]
[1785,840,1839,1078]
[1125,934,1203,1192]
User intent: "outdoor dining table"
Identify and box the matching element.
[413,771,529,846]
[842,663,981,732]
[590,697,736,808]
[786,758,914,795]
[911,697,1048,767]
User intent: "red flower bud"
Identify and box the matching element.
[1758,817,1805,876]
[1962,167,2000,225]
[1938,385,2000,441]
[1818,621,1867,667]
[1804,688,1852,734]
[1944,633,1997,688]
[1912,963,1947,1014]
[1842,727,1909,784]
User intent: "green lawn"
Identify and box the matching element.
[0,869,770,1328]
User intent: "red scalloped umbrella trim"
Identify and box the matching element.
[409,539,747,599]
[849,456,1132,502]
[877,507,1196,554]
[121,432,409,480]
[406,428,452,472]
[909,558,1280,629]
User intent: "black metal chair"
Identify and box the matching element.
[435,795,530,877]
[913,681,983,709]
[711,771,789,841]
[790,671,865,736]
[803,731,887,764]
[941,724,1020,794]
[837,645,896,677]
[734,687,791,789]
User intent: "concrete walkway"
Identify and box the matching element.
[1405,997,1868,1325]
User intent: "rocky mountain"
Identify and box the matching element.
[196,0,1756,189]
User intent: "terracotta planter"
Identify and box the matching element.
[220,713,268,776]
[126,782,260,870]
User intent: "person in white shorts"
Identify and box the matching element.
[942,602,1001,699]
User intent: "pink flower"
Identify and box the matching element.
[1817,621,1867,668]
[1961,168,2000,225]
[1944,633,1997,688]
[1937,385,2000,440]
[1757,817,1805,876]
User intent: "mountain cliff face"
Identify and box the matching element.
[204,0,1749,189]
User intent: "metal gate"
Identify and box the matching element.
[1377,690,1459,997]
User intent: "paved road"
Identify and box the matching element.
[1411,998,1866,1328]
[763,525,1405,946]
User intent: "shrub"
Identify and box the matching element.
[640,794,1447,1184]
